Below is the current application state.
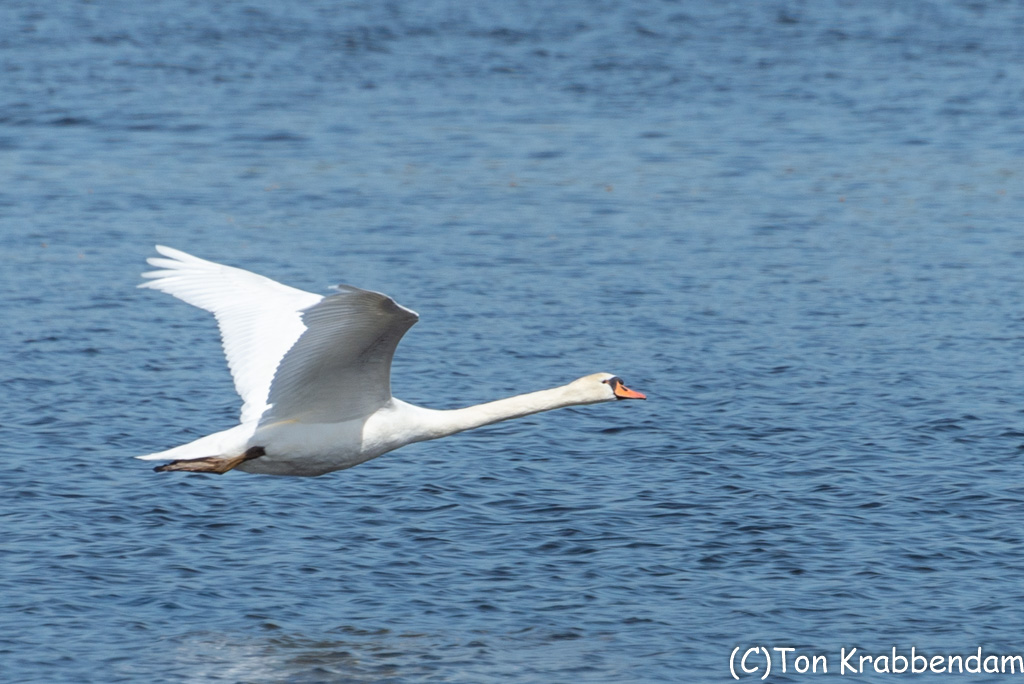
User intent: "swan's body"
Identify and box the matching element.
[136,246,645,477]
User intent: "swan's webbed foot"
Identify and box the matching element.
[154,446,265,474]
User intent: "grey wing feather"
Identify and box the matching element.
[261,286,419,424]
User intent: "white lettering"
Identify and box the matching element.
[966,647,982,674]
[891,647,908,674]
[773,647,794,673]
[744,646,1024,678]
[741,647,760,674]
[840,648,857,674]
[912,648,928,673]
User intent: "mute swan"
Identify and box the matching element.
[136,246,646,477]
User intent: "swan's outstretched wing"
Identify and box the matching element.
[139,245,322,423]
[260,285,419,424]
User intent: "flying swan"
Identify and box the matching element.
[136,246,646,477]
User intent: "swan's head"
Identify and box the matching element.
[571,373,647,403]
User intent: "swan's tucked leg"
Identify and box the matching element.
[154,446,265,474]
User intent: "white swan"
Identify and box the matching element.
[135,246,646,477]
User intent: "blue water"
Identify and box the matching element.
[3,1,1024,682]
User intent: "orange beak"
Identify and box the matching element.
[614,384,646,400]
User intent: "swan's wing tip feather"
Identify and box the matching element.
[153,245,193,260]
[329,283,419,320]
[140,247,204,281]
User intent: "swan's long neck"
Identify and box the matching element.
[409,383,594,442]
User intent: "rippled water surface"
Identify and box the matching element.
[4,2,1024,682]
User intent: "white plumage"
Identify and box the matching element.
[136,246,646,477]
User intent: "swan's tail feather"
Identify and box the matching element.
[135,425,251,462]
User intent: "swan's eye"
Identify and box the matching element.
[603,376,621,387]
